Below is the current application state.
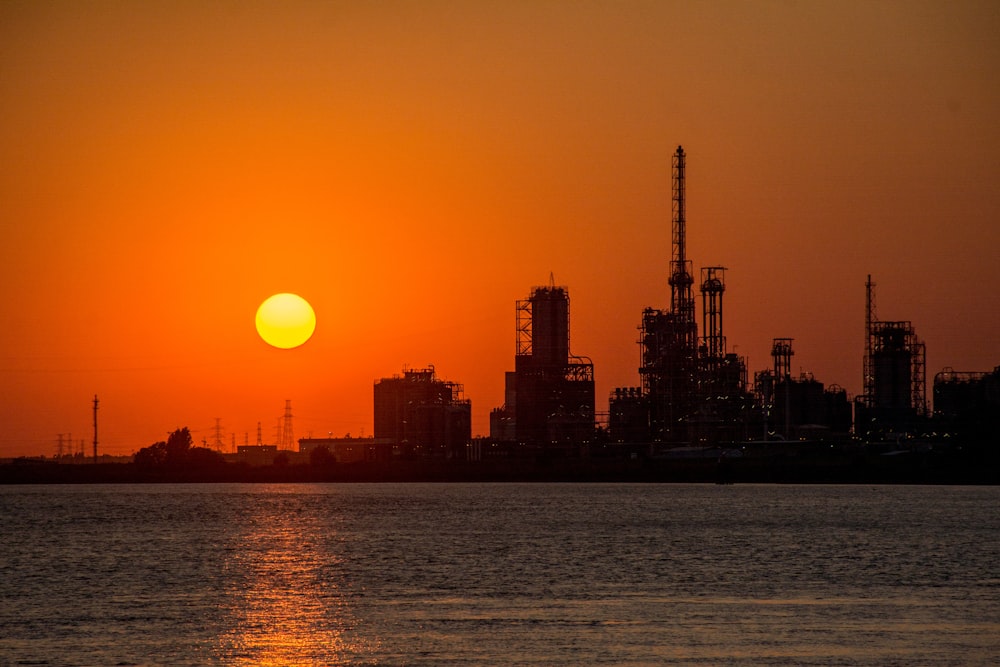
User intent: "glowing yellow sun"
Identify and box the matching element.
[255,293,316,349]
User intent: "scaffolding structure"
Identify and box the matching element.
[869,321,926,415]
[861,277,927,416]
[772,338,794,381]
[624,146,753,444]
[863,274,877,407]
[857,276,928,436]
[493,282,595,446]
[635,146,703,441]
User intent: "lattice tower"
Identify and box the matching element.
[863,275,877,407]
[668,146,697,351]
[282,400,294,449]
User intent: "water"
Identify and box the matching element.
[1,484,998,666]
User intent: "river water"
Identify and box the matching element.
[1,483,997,665]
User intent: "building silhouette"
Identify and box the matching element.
[610,147,752,445]
[754,338,852,440]
[933,366,1000,444]
[490,279,595,448]
[374,366,471,458]
[854,275,928,438]
[298,436,393,463]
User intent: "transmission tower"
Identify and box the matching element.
[213,418,224,451]
[282,400,294,449]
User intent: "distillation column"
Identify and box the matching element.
[700,267,727,359]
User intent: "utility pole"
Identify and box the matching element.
[92,395,99,464]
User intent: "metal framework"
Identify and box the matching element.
[281,399,294,449]
[613,145,758,445]
[912,337,927,417]
[504,283,595,445]
[935,368,987,383]
[863,274,877,407]
[668,146,697,349]
[516,281,571,361]
[700,266,727,359]
[634,146,722,442]
[566,356,595,382]
[863,276,927,417]
[772,338,794,381]
[516,299,532,356]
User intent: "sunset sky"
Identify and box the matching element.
[2,1,997,457]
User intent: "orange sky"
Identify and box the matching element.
[2,1,998,457]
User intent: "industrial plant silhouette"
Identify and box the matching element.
[4,146,997,484]
[294,146,997,474]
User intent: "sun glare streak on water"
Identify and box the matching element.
[0,484,998,665]
[211,489,379,664]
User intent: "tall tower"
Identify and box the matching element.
[857,275,928,437]
[669,146,697,349]
[281,400,294,449]
[213,418,224,451]
[863,274,877,407]
[517,279,570,367]
[633,146,705,442]
[700,266,727,359]
[494,281,595,446]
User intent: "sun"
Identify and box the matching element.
[255,293,316,349]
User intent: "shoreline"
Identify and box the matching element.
[2,447,997,486]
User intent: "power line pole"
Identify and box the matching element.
[92,395,99,464]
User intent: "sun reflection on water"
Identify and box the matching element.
[212,495,377,664]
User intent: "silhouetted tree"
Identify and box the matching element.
[134,440,168,467]
[133,427,224,469]
[165,427,193,461]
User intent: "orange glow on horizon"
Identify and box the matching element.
[0,2,997,456]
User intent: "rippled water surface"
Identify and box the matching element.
[1,483,998,665]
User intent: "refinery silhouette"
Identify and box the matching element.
[3,147,997,484]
